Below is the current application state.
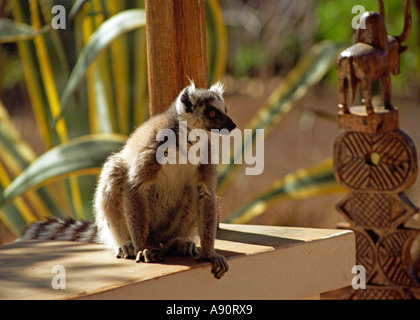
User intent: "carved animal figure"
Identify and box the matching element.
[19,82,236,279]
[337,0,411,115]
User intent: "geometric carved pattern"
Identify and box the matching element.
[337,192,418,229]
[334,130,417,192]
[351,193,390,226]
[354,229,420,288]
[354,231,376,282]
[378,230,419,287]
[349,286,408,300]
[334,107,420,299]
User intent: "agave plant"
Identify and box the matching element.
[0,0,344,237]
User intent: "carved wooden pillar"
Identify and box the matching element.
[334,106,420,299]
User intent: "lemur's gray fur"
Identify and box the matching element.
[19,82,235,279]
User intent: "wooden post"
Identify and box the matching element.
[145,0,208,116]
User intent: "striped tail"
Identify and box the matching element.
[17,217,98,243]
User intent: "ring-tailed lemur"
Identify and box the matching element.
[18,82,236,279]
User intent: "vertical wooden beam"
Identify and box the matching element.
[145,0,208,115]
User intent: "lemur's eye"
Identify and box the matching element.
[209,110,216,118]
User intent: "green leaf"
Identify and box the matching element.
[206,0,228,83]
[0,202,28,236]
[55,9,147,128]
[0,100,66,230]
[0,18,50,43]
[69,0,89,20]
[225,158,346,224]
[217,41,345,192]
[0,134,126,208]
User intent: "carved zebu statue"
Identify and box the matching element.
[337,0,411,115]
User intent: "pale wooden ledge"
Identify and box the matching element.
[0,223,355,300]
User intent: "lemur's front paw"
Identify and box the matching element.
[116,241,135,259]
[197,253,229,279]
[136,248,165,263]
[168,239,198,257]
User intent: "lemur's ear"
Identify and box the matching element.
[178,80,198,114]
[210,82,225,97]
[180,87,193,113]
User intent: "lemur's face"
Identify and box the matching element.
[177,82,236,133]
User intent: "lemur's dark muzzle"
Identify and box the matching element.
[225,117,236,132]
[208,114,236,133]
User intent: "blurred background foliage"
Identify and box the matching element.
[222,0,419,92]
[0,0,419,245]
[0,0,150,238]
